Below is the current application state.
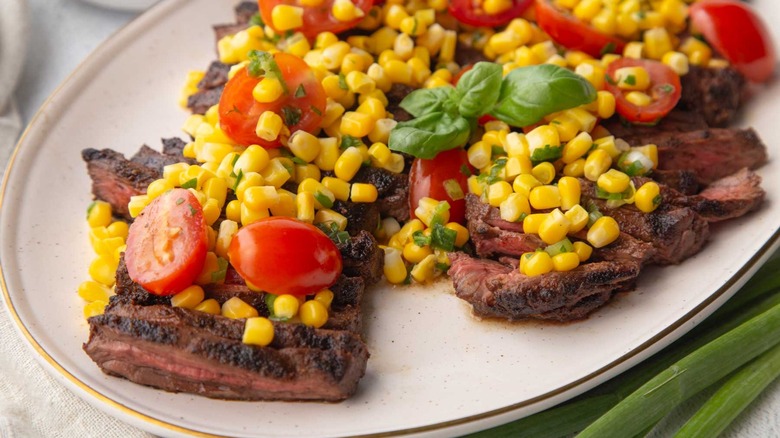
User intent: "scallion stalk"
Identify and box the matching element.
[674,342,780,438]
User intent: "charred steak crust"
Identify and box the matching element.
[84,303,369,401]
[678,65,746,127]
[82,148,158,220]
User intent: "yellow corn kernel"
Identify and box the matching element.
[635,181,662,213]
[271,5,304,30]
[87,201,112,228]
[504,132,529,157]
[202,178,227,210]
[573,241,593,262]
[487,30,520,55]
[308,138,336,172]
[564,108,598,134]
[538,209,571,244]
[314,209,348,231]
[244,185,281,211]
[403,241,433,264]
[356,97,386,122]
[467,141,492,170]
[614,66,651,91]
[171,285,205,309]
[341,52,367,75]
[575,62,606,90]
[272,294,299,319]
[83,300,108,319]
[322,75,348,101]
[241,202,269,226]
[234,171,265,200]
[224,199,241,222]
[319,176,349,202]
[192,298,220,315]
[625,91,652,107]
[299,300,328,328]
[410,253,437,283]
[487,181,513,207]
[294,163,321,184]
[340,111,374,138]
[583,149,612,181]
[222,297,259,319]
[345,71,375,95]
[557,177,581,210]
[445,222,469,247]
[662,51,689,75]
[680,37,712,66]
[369,118,397,144]
[548,114,580,142]
[108,220,129,238]
[415,198,449,228]
[321,41,351,70]
[529,185,561,210]
[367,142,392,166]
[623,41,645,59]
[532,162,557,185]
[334,147,364,181]
[194,252,220,285]
[438,30,457,62]
[314,31,338,49]
[89,255,118,286]
[504,155,532,180]
[591,8,617,35]
[594,90,616,119]
[522,213,547,234]
[314,289,335,309]
[512,173,542,197]
[587,216,620,248]
[598,169,630,194]
[500,193,531,223]
[77,280,112,303]
[255,111,284,142]
[561,132,593,164]
[384,4,409,28]
[214,220,238,259]
[288,130,321,163]
[522,251,554,277]
[643,27,673,61]
[552,252,580,272]
[202,198,220,226]
[484,0,512,15]
[383,246,408,284]
[294,191,314,223]
[253,77,284,103]
[260,158,292,188]
[163,162,189,187]
[407,57,431,85]
[526,125,560,158]
[565,204,589,233]
[383,59,413,84]
[351,183,379,203]
[243,317,275,346]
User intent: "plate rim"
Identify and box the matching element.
[1,0,779,436]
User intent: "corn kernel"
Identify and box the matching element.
[87,201,112,228]
[411,254,437,283]
[253,77,284,103]
[565,204,589,233]
[625,91,652,107]
[539,209,571,244]
[89,255,118,286]
[500,193,531,222]
[271,5,304,31]
[488,181,514,207]
[171,285,205,309]
[552,252,580,272]
[587,216,620,248]
[193,298,220,315]
[512,173,542,197]
[583,149,612,181]
[529,185,561,210]
[383,246,408,284]
[256,111,284,142]
[445,222,469,247]
[77,280,112,303]
[635,181,662,213]
[243,317,275,346]
[522,213,547,234]
[522,251,553,277]
[351,183,379,203]
[83,301,108,319]
[598,169,630,194]
[334,147,364,181]
[300,300,329,328]
[614,66,651,91]
[222,297,259,319]
[532,162,556,185]
[573,241,593,262]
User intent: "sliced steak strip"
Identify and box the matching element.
[602,109,708,139]
[448,252,641,322]
[197,61,230,90]
[353,166,410,221]
[580,179,709,264]
[130,145,189,174]
[465,194,543,258]
[337,231,384,286]
[214,23,248,42]
[84,303,369,401]
[332,200,380,235]
[82,148,158,220]
[660,168,765,222]
[234,1,259,24]
[678,65,746,127]
[650,169,699,196]
[615,128,767,185]
[385,83,414,122]
[187,86,224,115]
[161,137,190,158]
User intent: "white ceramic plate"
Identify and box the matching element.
[2,1,780,437]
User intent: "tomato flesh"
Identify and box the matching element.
[535,0,626,58]
[228,217,342,296]
[125,189,209,295]
[409,148,472,224]
[219,52,326,147]
[605,59,681,124]
[448,0,533,27]
[689,0,776,83]
[259,0,373,38]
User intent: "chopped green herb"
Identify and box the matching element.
[181,178,198,190]
[247,50,289,94]
[605,73,617,86]
[430,223,457,251]
[188,205,197,216]
[544,238,574,257]
[86,201,97,219]
[442,179,465,201]
[294,84,306,98]
[291,157,308,165]
[477,157,508,185]
[249,13,264,27]
[340,134,363,149]
[653,193,663,206]
[175,197,185,205]
[412,230,431,247]
[337,73,348,90]
[211,257,229,283]
[625,74,636,86]
[491,145,505,158]
[232,169,244,191]
[435,262,450,273]
[460,164,472,177]
[430,201,451,228]
[314,191,334,208]
[264,293,277,312]
[310,105,322,116]
[600,41,617,56]
[530,145,563,163]
[659,83,675,94]
[281,106,302,126]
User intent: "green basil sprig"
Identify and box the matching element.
[389,63,596,159]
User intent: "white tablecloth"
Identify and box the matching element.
[1,1,778,437]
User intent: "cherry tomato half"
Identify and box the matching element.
[125,189,209,295]
[219,52,326,147]
[535,0,626,58]
[228,217,342,296]
[605,58,681,124]
[448,0,533,27]
[259,0,373,38]
[689,0,776,83]
[409,148,472,224]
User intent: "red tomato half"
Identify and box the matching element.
[219,52,326,147]
[448,0,533,27]
[125,189,209,295]
[409,148,472,224]
[228,217,342,296]
[606,58,681,124]
[259,0,373,38]
[689,0,776,83]
[535,0,626,58]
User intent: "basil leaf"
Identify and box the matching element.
[399,87,459,118]
[490,64,597,127]
[456,62,503,118]
[388,112,471,159]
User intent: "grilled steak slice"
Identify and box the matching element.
[448,252,641,321]
[161,137,190,158]
[234,1,259,24]
[197,61,231,90]
[465,194,543,258]
[84,303,369,401]
[130,145,189,174]
[678,66,746,127]
[187,86,224,115]
[661,168,765,222]
[337,231,384,286]
[650,169,699,195]
[214,23,248,42]
[332,200,380,235]
[455,43,490,67]
[580,179,709,264]
[353,166,410,221]
[616,128,767,185]
[82,148,158,220]
[385,83,414,122]
[602,110,709,139]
